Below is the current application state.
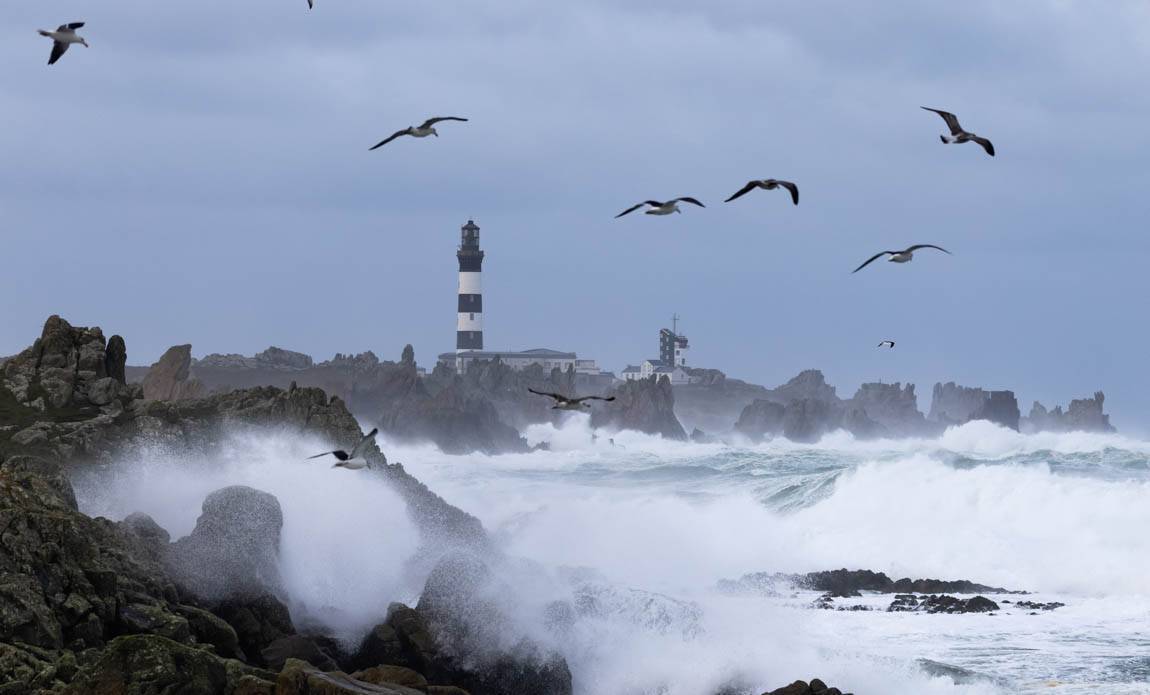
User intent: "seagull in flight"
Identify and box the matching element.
[724,179,799,206]
[39,22,88,65]
[878,340,896,349]
[853,244,952,273]
[369,117,468,150]
[615,198,705,218]
[921,107,995,157]
[528,389,616,411]
[307,428,379,470]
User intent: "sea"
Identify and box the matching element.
[77,418,1150,694]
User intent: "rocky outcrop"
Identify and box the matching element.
[590,375,687,440]
[1023,391,1115,433]
[142,344,204,401]
[969,390,1020,431]
[718,568,1015,598]
[848,382,937,437]
[166,486,285,602]
[929,382,1019,430]
[734,398,884,443]
[887,594,999,614]
[379,360,530,455]
[0,315,130,418]
[764,678,854,695]
[674,368,771,434]
[733,400,785,442]
[0,456,180,654]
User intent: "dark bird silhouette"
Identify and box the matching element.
[921,107,995,156]
[529,388,616,411]
[724,179,799,205]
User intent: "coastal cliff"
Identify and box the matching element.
[1023,392,1115,433]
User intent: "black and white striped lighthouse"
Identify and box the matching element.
[456,220,484,361]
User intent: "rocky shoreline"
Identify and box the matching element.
[1,316,876,694]
[107,330,1120,456]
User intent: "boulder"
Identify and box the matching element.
[105,334,127,384]
[352,604,439,677]
[166,485,284,602]
[887,594,999,614]
[118,512,171,564]
[352,665,429,691]
[277,658,425,695]
[262,635,340,672]
[62,634,274,695]
[0,315,111,410]
[86,376,121,406]
[214,593,296,668]
[733,400,785,442]
[176,604,244,659]
[142,344,204,401]
[590,375,687,440]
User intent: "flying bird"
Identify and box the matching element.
[921,107,995,157]
[878,340,896,349]
[369,117,468,150]
[852,244,952,273]
[615,198,705,218]
[307,0,314,8]
[724,179,799,206]
[528,388,616,411]
[307,428,379,470]
[38,22,88,65]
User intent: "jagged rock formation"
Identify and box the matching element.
[590,375,687,440]
[1,318,487,553]
[141,344,204,401]
[0,318,576,693]
[0,315,130,415]
[374,354,531,455]
[767,369,840,405]
[929,382,1020,430]
[1023,392,1115,433]
[734,400,786,442]
[848,382,939,437]
[674,368,771,434]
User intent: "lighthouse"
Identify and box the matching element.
[456,220,484,367]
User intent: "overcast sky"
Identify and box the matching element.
[2,1,1148,430]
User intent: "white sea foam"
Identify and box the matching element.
[72,418,1150,693]
[75,428,422,642]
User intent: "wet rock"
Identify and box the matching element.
[117,603,191,642]
[353,664,429,691]
[1014,600,1064,611]
[214,593,296,668]
[166,485,284,602]
[176,604,244,659]
[352,604,438,677]
[0,456,177,652]
[1024,392,1115,433]
[762,678,853,695]
[887,594,999,614]
[277,658,425,695]
[929,382,1019,430]
[62,634,229,694]
[733,399,786,442]
[262,635,340,672]
[118,512,171,564]
[590,375,688,440]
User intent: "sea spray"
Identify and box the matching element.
[74,427,421,643]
